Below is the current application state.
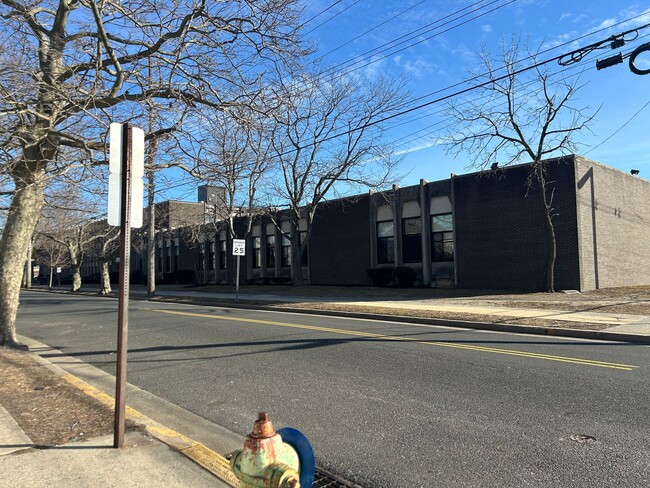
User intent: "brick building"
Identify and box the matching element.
[93,155,650,291]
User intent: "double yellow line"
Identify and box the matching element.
[150,309,639,371]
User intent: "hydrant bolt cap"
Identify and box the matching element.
[251,411,276,439]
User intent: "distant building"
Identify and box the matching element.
[81,155,650,291]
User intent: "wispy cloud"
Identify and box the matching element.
[394,140,441,157]
[392,55,436,77]
[482,24,493,33]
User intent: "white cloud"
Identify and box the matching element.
[559,12,572,22]
[596,18,617,30]
[392,55,436,78]
[482,24,493,33]
[394,140,441,157]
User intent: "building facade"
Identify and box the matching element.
[84,155,649,291]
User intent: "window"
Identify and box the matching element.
[157,246,163,272]
[402,217,422,263]
[281,234,291,267]
[219,240,226,269]
[209,242,215,270]
[431,214,454,262]
[266,234,276,268]
[252,237,261,268]
[377,221,394,264]
[299,231,308,266]
[165,245,171,271]
[174,244,179,270]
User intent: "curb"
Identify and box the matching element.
[22,338,240,488]
[24,287,650,344]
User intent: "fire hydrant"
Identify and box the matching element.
[230,412,301,488]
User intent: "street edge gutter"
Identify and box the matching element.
[21,337,241,488]
[24,288,650,344]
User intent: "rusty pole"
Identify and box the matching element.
[114,123,133,448]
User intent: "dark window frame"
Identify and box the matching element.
[377,221,395,265]
[252,236,261,269]
[208,242,215,270]
[431,213,454,262]
[281,234,291,267]
[402,216,422,263]
[266,234,276,268]
[219,240,226,270]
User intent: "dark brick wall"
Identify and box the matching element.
[309,195,372,285]
[454,158,580,291]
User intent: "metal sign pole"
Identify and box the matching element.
[114,123,133,448]
[235,255,240,301]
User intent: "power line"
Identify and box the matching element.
[301,1,345,26]
[177,13,650,175]
[316,0,429,60]
[303,0,362,36]
[292,25,650,154]
[318,0,506,78]
[585,99,650,155]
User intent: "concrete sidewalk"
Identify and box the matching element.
[1,337,241,488]
[1,429,226,488]
[129,287,650,337]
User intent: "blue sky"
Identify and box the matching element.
[301,0,650,187]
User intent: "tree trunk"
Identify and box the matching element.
[71,264,82,292]
[536,165,556,292]
[100,260,112,295]
[25,240,33,288]
[0,170,46,349]
[289,220,303,286]
[147,171,156,296]
[49,270,54,289]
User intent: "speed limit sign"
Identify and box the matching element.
[232,239,246,256]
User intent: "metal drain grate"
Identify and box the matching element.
[313,466,363,487]
[224,453,361,487]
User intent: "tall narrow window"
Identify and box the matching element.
[252,237,261,268]
[377,221,394,264]
[281,235,291,267]
[219,240,226,269]
[174,244,180,270]
[266,234,276,268]
[431,214,454,262]
[209,242,215,270]
[165,245,171,271]
[402,217,422,263]
[299,231,308,266]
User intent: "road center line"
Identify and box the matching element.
[149,309,639,371]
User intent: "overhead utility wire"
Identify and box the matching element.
[183,13,650,154]
[183,1,508,141]
[384,13,650,123]
[300,1,345,26]
[303,0,362,36]
[389,44,622,152]
[292,23,650,154]
[318,0,504,77]
[316,0,429,60]
[183,0,504,140]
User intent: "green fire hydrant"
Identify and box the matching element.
[230,412,301,488]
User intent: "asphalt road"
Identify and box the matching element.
[17,291,650,487]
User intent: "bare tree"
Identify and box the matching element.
[191,109,273,231]
[0,0,305,348]
[266,72,406,285]
[33,232,68,288]
[445,40,594,292]
[87,226,120,294]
